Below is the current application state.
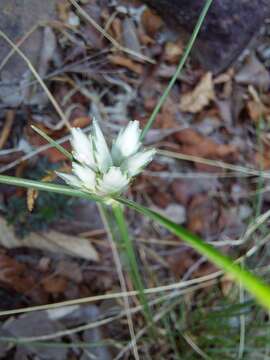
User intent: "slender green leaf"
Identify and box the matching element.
[31,125,73,161]
[140,0,213,140]
[117,197,270,310]
[1,174,270,310]
[112,203,155,330]
[0,174,100,202]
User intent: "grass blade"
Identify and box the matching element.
[140,0,213,140]
[0,174,100,201]
[31,125,73,161]
[112,203,155,332]
[2,173,270,310]
[118,197,270,310]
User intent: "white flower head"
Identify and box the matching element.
[57,119,156,197]
[112,120,141,164]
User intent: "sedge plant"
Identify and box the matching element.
[2,0,270,357]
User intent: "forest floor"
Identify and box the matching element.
[0,0,270,359]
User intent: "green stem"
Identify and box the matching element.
[140,0,213,140]
[112,202,155,332]
[1,173,270,310]
[117,197,270,310]
[0,175,91,198]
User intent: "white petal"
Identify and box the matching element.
[70,128,96,169]
[72,163,96,191]
[112,121,142,163]
[122,148,156,176]
[56,172,82,188]
[92,120,112,173]
[97,167,129,195]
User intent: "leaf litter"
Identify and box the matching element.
[0,0,270,358]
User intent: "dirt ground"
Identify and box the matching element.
[0,0,270,359]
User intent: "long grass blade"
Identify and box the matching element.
[0,174,100,201]
[31,125,73,161]
[118,197,270,310]
[112,203,155,332]
[140,0,213,140]
[1,173,270,310]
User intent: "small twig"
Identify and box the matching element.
[157,149,270,178]
[0,23,40,72]
[0,110,15,149]
[0,126,92,174]
[0,270,223,317]
[68,0,155,64]
[0,30,71,130]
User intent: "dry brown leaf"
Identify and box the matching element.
[141,8,163,36]
[27,188,39,212]
[0,254,35,293]
[71,116,91,128]
[174,128,237,165]
[0,110,15,150]
[56,0,71,22]
[235,54,270,91]
[246,100,270,123]
[109,55,143,75]
[164,41,183,64]
[187,194,221,236]
[180,72,215,113]
[0,217,99,261]
[42,276,68,294]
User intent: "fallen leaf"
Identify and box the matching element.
[0,254,35,293]
[164,41,183,64]
[187,195,221,236]
[27,188,39,212]
[246,100,270,123]
[0,217,99,261]
[3,311,67,359]
[0,110,15,150]
[174,128,238,166]
[42,276,68,294]
[109,55,143,75]
[152,190,172,208]
[122,18,141,55]
[141,8,163,36]
[71,116,91,128]
[110,17,122,42]
[167,250,195,278]
[56,0,70,22]
[235,54,270,91]
[180,72,215,113]
[57,260,83,283]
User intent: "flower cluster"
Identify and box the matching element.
[57,120,155,197]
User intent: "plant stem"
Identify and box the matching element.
[98,204,140,360]
[112,202,156,334]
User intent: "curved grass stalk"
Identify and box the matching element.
[140,0,214,140]
[1,173,270,310]
[118,197,270,310]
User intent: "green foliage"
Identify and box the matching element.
[182,291,269,359]
[4,191,74,238]
[2,158,75,237]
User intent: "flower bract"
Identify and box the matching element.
[57,120,155,197]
